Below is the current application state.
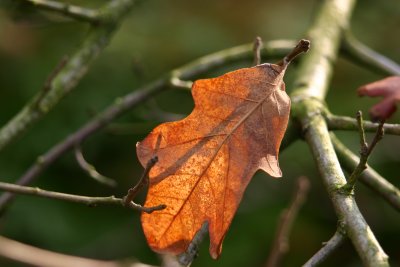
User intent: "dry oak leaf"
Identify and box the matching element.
[358,76,400,121]
[136,39,310,259]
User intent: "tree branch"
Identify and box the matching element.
[326,113,400,135]
[0,181,165,213]
[341,111,385,192]
[341,31,400,76]
[0,40,296,211]
[331,133,400,212]
[0,235,157,267]
[265,176,310,267]
[123,156,158,206]
[303,228,346,267]
[0,0,137,152]
[22,0,99,23]
[291,0,389,265]
[74,145,116,187]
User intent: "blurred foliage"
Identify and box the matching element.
[0,0,399,266]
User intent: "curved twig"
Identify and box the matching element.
[341,31,400,76]
[74,145,116,187]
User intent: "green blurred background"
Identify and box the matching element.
[0,0,399,266]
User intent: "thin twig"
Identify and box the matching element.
[178,222,209,266]
[33,56,69,109]
[23,0,99,23]
[123,156,158,206]
[331,133,400,212]
[0,40,296,210]
[278,39,310,67]
[0,235,157,267]
[253,36,263,65]
[341,111,385,192]
[169,77,193,90]
[74,145,116,187]
[0,181,165,213]
[303,228,346,267]
[265,176,310,267]
[0,0,137,152]
[341,31,400,76]
[326,113,400,135]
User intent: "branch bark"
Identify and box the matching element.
[291,0,389,266]
[0,40,296,211]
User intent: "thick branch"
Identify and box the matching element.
[0,0,136,152]
[0,181,165,213]
[332,134,400,212]
[290,0,389,266]
[0,235,156,267]
[341,31,400,76]
[0,40,296,210]
[303,229,346,267]
[22,0,99,23]
[326,113,400,135]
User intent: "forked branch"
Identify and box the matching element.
[341,111,385,192]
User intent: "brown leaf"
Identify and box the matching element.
[358,76,400,121]
[136,40,309,259]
